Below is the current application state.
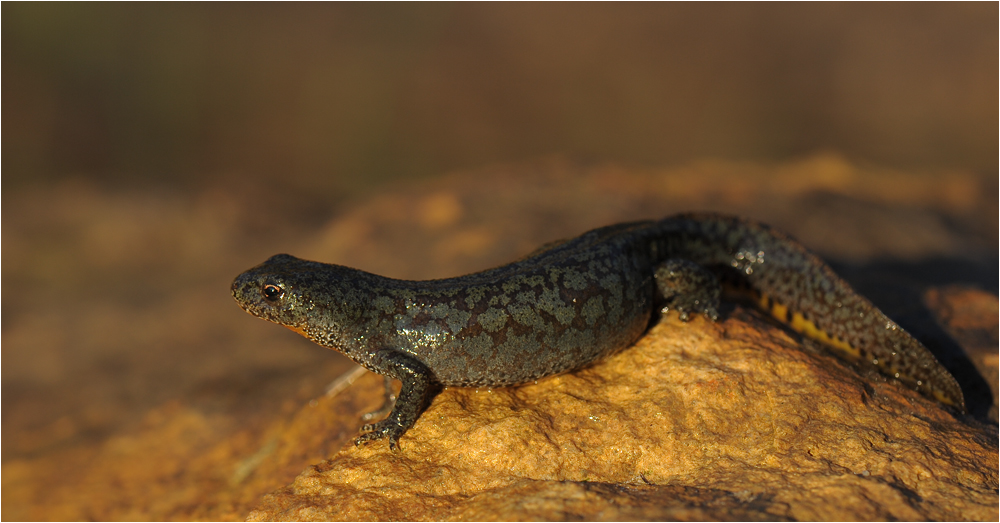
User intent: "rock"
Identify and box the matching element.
[924,285,1000,422]
[247,309,999,521]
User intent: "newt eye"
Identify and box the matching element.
[261,284,284,302]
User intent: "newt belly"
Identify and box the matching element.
[232,212,965,450]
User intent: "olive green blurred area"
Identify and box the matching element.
[4,2,997,195]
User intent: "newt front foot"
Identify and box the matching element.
[355,419,405,451]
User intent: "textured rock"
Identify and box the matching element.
[925,285,1000,421]
[0,358,363,521]
[248,310,998,521]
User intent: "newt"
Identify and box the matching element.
[231,213,965,450]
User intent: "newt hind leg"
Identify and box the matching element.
[654,259,721,321]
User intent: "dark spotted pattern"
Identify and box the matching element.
[232,213,965,448]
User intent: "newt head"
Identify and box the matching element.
[232,253,375,349]
[231,253,318,338]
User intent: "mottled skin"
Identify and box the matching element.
[232,213,965,449]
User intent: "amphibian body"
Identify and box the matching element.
[232,213,964,449]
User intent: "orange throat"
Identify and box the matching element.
[284,324,309,338]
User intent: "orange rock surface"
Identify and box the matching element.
[246,310,997,521]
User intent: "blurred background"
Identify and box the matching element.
[5,3,996,193]
[3,3,997,520]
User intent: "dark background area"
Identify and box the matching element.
[2,3,997,520]
[5,3,996,197]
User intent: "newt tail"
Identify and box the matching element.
[661,213,963,408]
